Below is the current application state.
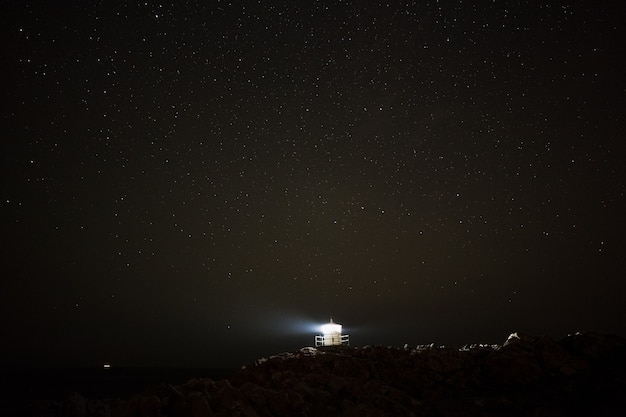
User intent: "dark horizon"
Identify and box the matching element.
[2,1,625,369]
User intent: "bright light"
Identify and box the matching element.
[316,318,349,347]
[321,323,342,335]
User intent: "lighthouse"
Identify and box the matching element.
[315,318,349,347]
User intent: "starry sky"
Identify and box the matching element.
[2,1,626,368]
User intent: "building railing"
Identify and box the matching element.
[315,334,350,347]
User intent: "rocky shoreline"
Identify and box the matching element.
[22,332,626,416]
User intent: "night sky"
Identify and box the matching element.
[2,1,626,368]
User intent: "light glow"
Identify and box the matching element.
[316,318,349,346]
[320,323,342,335]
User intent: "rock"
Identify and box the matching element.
[212,379,243,412]
[138,395,161,417]
[66,392,88,417]
[562,331,625,360]
[189,392,212,417]
[28,333,626,417]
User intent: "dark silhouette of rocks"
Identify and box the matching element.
[26,332,626,416]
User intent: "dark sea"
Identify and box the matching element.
[0,367,235,412]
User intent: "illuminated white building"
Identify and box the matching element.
[315,318,349,346]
